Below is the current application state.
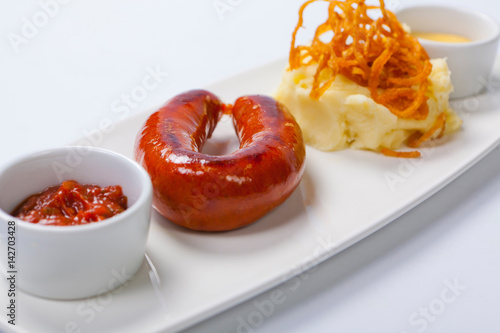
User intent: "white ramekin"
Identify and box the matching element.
[0,146,152,300]
[397,5,500,99]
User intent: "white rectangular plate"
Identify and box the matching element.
[5,57,500,333]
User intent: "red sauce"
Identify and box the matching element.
[12,180,128,226]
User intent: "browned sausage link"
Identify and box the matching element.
[134,90,305,231]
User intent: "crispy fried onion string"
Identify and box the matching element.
[290,0,432,120]
[380,147,421,159]
[289,0,440,157]
[381,112,446,158]
[407,112,446,148]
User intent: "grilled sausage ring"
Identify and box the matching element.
[134,89,305,231]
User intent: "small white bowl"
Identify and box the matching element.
[0,146,152,300]
[396,5,500,99]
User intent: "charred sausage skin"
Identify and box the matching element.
[134,90,305,231]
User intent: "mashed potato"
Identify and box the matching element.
[274,58,462,152]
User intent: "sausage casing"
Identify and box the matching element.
[134,90,305,231]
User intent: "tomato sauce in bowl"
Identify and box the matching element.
[12,180,127,226]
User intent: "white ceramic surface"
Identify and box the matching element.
[0,146,153,300]
[396,5,500,99]
[2,57,500,332]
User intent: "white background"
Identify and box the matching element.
[1,0,499,332]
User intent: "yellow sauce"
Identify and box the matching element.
[412,31,471,43]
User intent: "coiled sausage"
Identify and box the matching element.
[134,90,305,231]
